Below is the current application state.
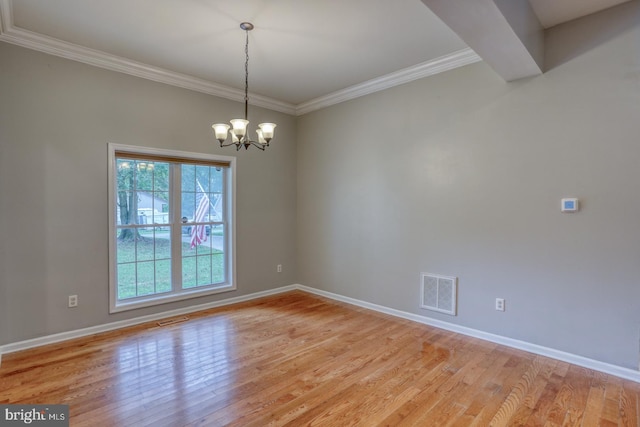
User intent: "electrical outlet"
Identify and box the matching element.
[68,295,78,308]
[277,264,282,273]
[495,298,505,312]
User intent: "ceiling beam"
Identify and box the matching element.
[421,0,545,81]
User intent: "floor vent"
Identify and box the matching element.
[157,316,190,327]
[420,273,457,316]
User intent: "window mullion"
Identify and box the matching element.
[222,167,229,284]
[171,164,182,292]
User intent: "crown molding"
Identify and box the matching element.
[0,0,296,115]
[295,48,482,115]
[0,0,480,116]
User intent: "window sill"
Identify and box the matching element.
[109,283,236,313]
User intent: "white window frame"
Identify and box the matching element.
[108,143,236,313]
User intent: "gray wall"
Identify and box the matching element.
[0,42,297,345]
[297,2,640,369]
[2,2,639,372]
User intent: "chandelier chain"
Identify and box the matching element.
[244,29,249,120]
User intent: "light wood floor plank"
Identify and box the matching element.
[1,291,639,426]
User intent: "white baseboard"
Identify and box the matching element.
[0,285,298,357]
[2,283,639,384]
[296,285,640,383]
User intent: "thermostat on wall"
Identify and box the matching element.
[561,198,579,212]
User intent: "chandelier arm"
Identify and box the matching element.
[248,140,267,151]
[218,138,239,148]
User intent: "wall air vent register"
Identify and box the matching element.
[420,273,457,316]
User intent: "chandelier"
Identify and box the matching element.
[212,22,276,151]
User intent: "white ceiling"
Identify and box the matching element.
[0,0,632,114]
[529,0,631,28]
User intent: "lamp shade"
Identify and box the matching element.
[230,119,249,139]
[212,123,230,142]
[256,129,266,144]
[258,123,276,141]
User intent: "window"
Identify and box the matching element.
[108,144,236,312]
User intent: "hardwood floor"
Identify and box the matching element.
[1,291,639,426]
